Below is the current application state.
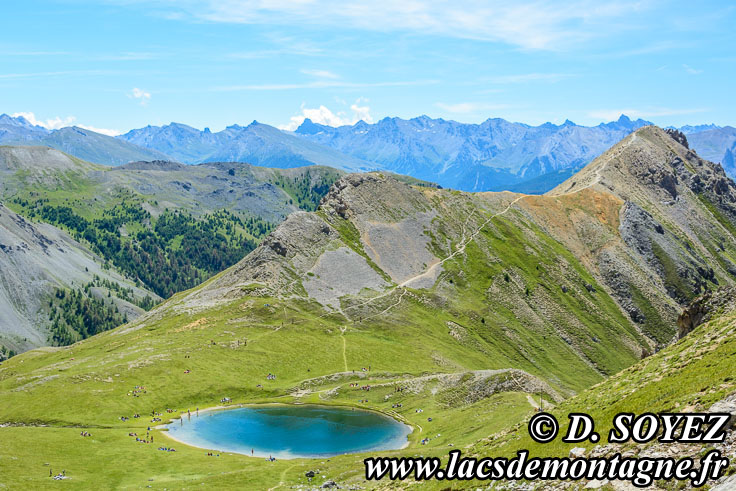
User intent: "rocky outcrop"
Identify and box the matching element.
[677,286,736,339]
[665,128,689,149]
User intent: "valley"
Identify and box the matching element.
[0,146,341,354]
[1,126,735,488]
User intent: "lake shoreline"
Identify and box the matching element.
[159,402,412,460]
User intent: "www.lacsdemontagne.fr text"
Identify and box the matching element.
[364,412,732,487]
[364,449,728,487]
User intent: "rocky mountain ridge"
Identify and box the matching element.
[4,112,736,194]
[183,126,736,352]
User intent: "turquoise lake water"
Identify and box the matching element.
[165,405,411,459]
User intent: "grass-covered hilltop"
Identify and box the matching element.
[1,126,736,489]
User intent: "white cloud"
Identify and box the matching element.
[682,64,703,75]
[11,112,121,136]
[435,102,511,114]
[588,107,708,121]
[301,69,339,79]
[350,98,372,123]
[133,0,648,51]
[12,112,76,130]
[279,99,374,131]
[129,87,152,105]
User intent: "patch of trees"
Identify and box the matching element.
[271,170,338,211]
[85,275,157,311]
[0,345,16,361]
[16,198,276,298]
[48,288,127,346]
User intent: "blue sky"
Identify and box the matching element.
[1,0,734,135]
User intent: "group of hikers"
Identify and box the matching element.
[130,430,154,444]
[266,373,277,380]
[421,433,442,446]
[48,469,66,480]
[128,385,147,397]
[79,431,92,437]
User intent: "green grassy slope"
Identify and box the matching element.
[2,128,736,488]
[468,294,736,488]
[0,174,651,489]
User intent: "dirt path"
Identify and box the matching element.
[353,133,644,320]
[339,327,348,372]
[339,194,529,320]
[551,132,638,196]
[316,136,641,325]
[267,463,300,491]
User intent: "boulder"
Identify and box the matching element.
[709,394,736,429]
[569,447,586,459]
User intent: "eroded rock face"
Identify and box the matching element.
[665,128,689,149]
[677,287,736,339]
[631,163,679,199]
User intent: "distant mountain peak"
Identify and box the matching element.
[295,117,325,135]
[551,125,736,207]
[0,113,46,131]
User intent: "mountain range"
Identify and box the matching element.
[1,126,735,488]
[0,114,169,165]
[3,113,736,193]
